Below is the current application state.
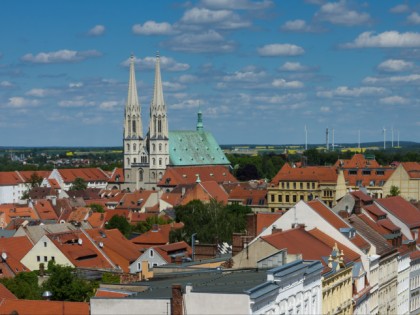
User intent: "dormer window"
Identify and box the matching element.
[150,249,154,257]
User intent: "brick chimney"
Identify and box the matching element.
[171,284,183,315]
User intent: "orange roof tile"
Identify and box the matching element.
[32,199,58,221]
[95,289,129,298]
[0,299,89,315]
[158,166,236,186]
[57,168,109,183]
[308,199,371,251]
[115,190,155,210]
[0,283,17,299]
[86,228,140,273]
[18,171,51,182]
[107,167,125,183]
[67,207,90,223]
[377,196,420,229]
[228,185,267,207]
[271,163,338,185]
[87,212,106,229]
[180,181,228,205]
[0,171,24,185]
[131,223,184,247]
[153,241,192,263]
[401,162,420,179]
[47,231,114,269]
[335,154,381,168]
[255,213,282,235]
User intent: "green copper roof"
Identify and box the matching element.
[169,130,230,166]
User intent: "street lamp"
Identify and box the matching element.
[191,233,197,261]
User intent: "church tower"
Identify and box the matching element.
[123,55,148,190]
[148,53,169,183]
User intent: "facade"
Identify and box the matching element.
[410,251,420,314]
[121,54,230,192]
[383,162,420,201]
[268,163,346,211]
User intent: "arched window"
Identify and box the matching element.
[126,157,130,166]
[158,115,162,133]
[133,143,136,151]
[139,169,143,181]
[153,115,157,135]
[132,120,136,134]
[133,158,136,163]
[152,143,156,152]
[151,172,156,179]
[159,158,162,166]
[159,143,162,152]
[141,155,147,163]
[159,172,163,180]
[152,158,156,166]
[126,143,130,151]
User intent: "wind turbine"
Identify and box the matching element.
[304,125,308,151]
[383,127,386,150]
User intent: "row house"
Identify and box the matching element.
[268,163,347,211]
[335,154,394,199]
[383,162,420,201]
[46,168,109,191]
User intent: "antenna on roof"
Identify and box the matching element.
[332,128,335,151]
[326,128,329,151]
[1,252,7,261]
[78,238,83,246]
[397,129,400,147]
[358,129,361,151]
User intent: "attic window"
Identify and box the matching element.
[362,170,371,175]
[246,198,253,205]
[376,170,384,175]
[349,170,357,175]
[258,198,265,205]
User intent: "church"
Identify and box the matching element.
[122,54,230,191]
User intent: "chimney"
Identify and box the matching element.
[171,284,183,315]
[181,187,186,197]
[271,225,282,234]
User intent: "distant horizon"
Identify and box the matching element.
[1,1,420,146]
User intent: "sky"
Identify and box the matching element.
[0,0,419,147]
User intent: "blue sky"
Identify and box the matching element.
[1,0,419,147]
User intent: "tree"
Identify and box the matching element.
[89,203,105,213]
[42,261,97,302]
[0,271,42,300]
[70,177,87,191]
[106,215,132,238]
[133,215,172,234]
[28,172,43,188]
[390,185,401,196]
[172,199,252,244]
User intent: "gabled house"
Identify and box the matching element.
[0,236,33,278]
[131,223,184,249]
[48,168,109,191]
[130,241,191,273]
[383,162,420,201]
[20,229,116,271]
[227,183,268,212]
[30,199,58,221]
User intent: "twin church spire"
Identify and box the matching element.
[123,53,169,186]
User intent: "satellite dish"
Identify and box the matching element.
[1,252,7,261]
[78,238,83,245]
[99,242,104,248]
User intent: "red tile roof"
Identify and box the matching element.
[32,199,58,221]
[363,204,387,219]
[86,228,140,273]
[18,171,51,182]
[115,190,155,210]
[158,166,236,186]
[0,171,24,185]
[0,205,39,227]
[228,185,267,207]
[255,213,282,235]
[153,241,192,263]
[271,163,338,185]
[0,299,89,315]
[107,167,124,183]
[350,191,373,202]
[0,236,33,276]
[308,199,371,251]
[87,212,106,229]
[180,181,228,205]
[57,168,109,183]
[376,196,420,229]
[47,231,114,269]
[95,289,129,298]
[67,207,90,223]
[401,162,420,179]
[131,223,184,248]
[0,283,17,299]
[335,154,381,169]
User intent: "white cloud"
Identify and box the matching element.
[377,59,413,72]
[315,0,371,26]
[343,31,420,48]
[88,25,105,36]
[258,44,304,56]
[279,62,307,71]
[126,56,189,72]
[22,49,101,63]
[0,81,13,87]
[69,82,83,88]
[59,97,95,107]
[162,81,186,91]
[320,106,331,112]
[379,96,408,105]
[7,97,39,108]
[165,30,235,53]
[272,79,304,89]
[254,93,306,104]
[200,0,273,10]
[132,21,175,35]
[281,19,312,32]
[390,4,409,13]
[172,99,201,110]
[363,74,420,84]
[99,101,119,111]
[407,12,420,25]
[317,86,386,98]
[181,7,250,29]
[25,88,57,97]
[223,69,266,82]
[179,74,198,83]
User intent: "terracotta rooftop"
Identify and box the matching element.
[107,167,125,183]
[57,168,109,183]
[335,154,381,169]
[271,163,338,185]
[228,185,267,207]
[350,191,373,202]
[308,199,371,251]
[255,213,282,235]
[376,196,420,229]
[153,241,192,263]
[401,162,420,179]
[0,299,89,315]
[0,171,24,185]
[0,283,17,299]
[131,222,184,248]
[158,166,236,186]
[32,199,58,221]
[115,190,155,210]
[180,181,228,205]
[18,171,51,182]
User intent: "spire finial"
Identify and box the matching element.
[196,107,204,132]
[156,51,160,58]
